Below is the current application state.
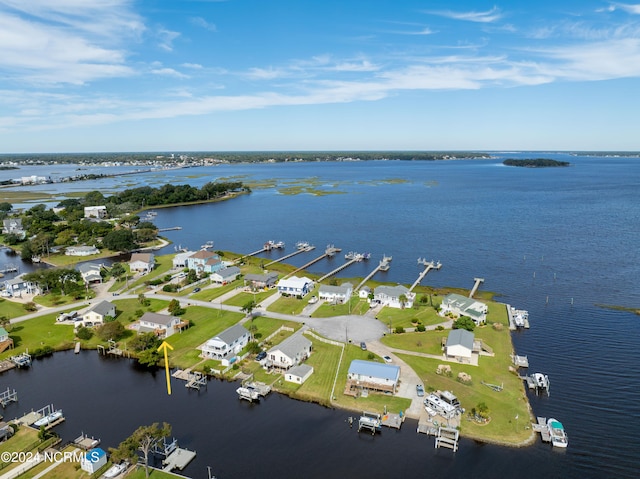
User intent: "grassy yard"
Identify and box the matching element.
[223,289,277,308]
[375,296,445,330]
[380,330,445,355]
[0,312,76,359]
[189,280,242,301]
[41,249,119,267]
[33,292,94,308]
[124,466,178,479]
[0,427,39,454]
[121,254,175,292]
[311,297,370,318]
[266,294,309,315]
[17,446,90,479]
[0,298,29,320]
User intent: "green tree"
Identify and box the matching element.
[137,348,161,367]
[241,300,257,318]
[110,262,125,280]
[0,202,12,212]
[398,294,407,309]
[76,327,93,340]
[109,423,172,478]
[96,321,126,341]
[168,299,184,316]
[452,316,476,332]
[102,229,136,252]
[129,332,160,352]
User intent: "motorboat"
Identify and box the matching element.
[33,410,63,427]
[547,418,568,448]
[104,463,127,478]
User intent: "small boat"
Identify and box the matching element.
[296,241,310,250]
[34,410,63,427]
[104,462,127,478]
[237,386,260,402]
[547,418,568,448]
[533,373,549,390]
[200,240,214,250]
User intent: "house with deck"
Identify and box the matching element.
[84,206,107,219]
[81,300,116,327]
[439,293,488,326]
[277,276,314,297]
[66,245,99,256]
[244,272,279,291]
[445,329,479,363]
[267,333,312,371]
[373,285,415,309]
[186,250,224,274]
[201,324,250,365]
[210,266,241,284]
[3,276,38,296]
[2,218,25,239]
[77,263,103,284]
[129,253,155,273]
[138,312,181,338]
[345,360,401,396]
[318,282,353,303]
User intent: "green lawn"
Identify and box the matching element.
[375,296,445,330]
[380,330,444,355]
[33,292,94,308]
[223,289,277,308]
[123,467,177,479]
[0,298,29,320]
[266,294,309,315]
[311,297,370,318]
[122,254,175,292]
[189,280,242,301]
[0,427,39,454]
[1,312,76,359]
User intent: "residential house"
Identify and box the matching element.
[277,276,314,297]
[439,293,488,326]
[358,285,371,299]
[84,206,107,219]
[285,364,314,384]
[201,324,250,366]
[172,250,195,268]
[0,327,9,343]
[0,327,12,353]
[80,448,108,474]
[65,245,99,256]
[186,250,224,274]
[129,253,155,273]
[318,282,353,303]
[2,218,25,239]
[445,329,476,363]
[81,300,116,327]
[244,272,279,291]
[373,285,415,309]
[138,312,181,338]
[3,276,38,296]
[345,360,401,396]
[210,266,241,284]
[267,333,312,371]
[77,263,103,284]
[0,422,14,443]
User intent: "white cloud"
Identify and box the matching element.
[190,16,217,32]
[182,63,204,69]
[157,28,181,52]
[607,3,640,14]
[427,6,503,23]
[151,67,189,79]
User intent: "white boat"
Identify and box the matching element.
[104,463,127,478]
[533,373,549,390]
[547,418,568,448]
[296,241,310,249]
[33,410,63,427]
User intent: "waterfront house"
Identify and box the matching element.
[83,205,107,219]
[77,263,103,284]
[285,364,314,384]
[358,285,371,299]
[277,276,314,297]
[81,300,116,327]
[445,329,476,363]
[0,328,12,353]
[244,272,279,291]
[186,250,224,274]
[439,293,488,326]
[172,250,195,268]
[373,285,415,309]
[2,218,25,239]
[129,253,155,273]
[345,360,401,396]
[80,448,107,474]
[200,324,250,366]
[267,333,312,371]
[210,266,241,284]
[318,282,353,303]
[66,245,99,256]
[138,312,181,338]
[0,422,14,443]
[3,276,38,296]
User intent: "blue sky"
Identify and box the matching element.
[2,0,640,153]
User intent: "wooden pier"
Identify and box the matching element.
[381,412,404,429]
[417,419,438,436]
[74,433,101,450]
[409,259,442,291]
[284,245,341,278]
[318,257,361,283]
[532,417,551,443]
[172,369,207,390]
[74,342,81,354]
[435,426,460,451]
[163,447,196,472]
[511,354,529,368]
[358,412,382,435]
[158,226,182,232]
[0,387,18,408]
[469,277,485,298]
[265,244,315,267]
[355,255,392,292]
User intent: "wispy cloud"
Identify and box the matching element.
[426,6,503,23]
[190,16,217,32]
[151,67,189,78]
[606,3,640,14]
[157,28,181,51]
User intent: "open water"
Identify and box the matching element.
[2,153,639,478]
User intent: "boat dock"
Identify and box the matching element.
[354,255,392,292]
[74,342,81,354]
[264,244,315,267]
[417,419,438,436]
[318,251,369,283]
[0,387,18,408]
[469,277,485,298]
[158,226,182,232]
[0,265,18,274]
[10,352,32,368]
[73,433,101,450]
[162,447,196,472]
[511,354,529,368]
[0,360,16,373]
[381,411,404,429]
[172,369,207,390]
[532,417,551,443]
[236,240,286,263]
[284,245,341,278]
[409,259,442,291]
[523,373,550,396]
[507,305,530,330]
[358,411,382,435]
[434,426,460,451]
[237,386,261,402]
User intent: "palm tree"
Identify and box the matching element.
[399,294,407,309]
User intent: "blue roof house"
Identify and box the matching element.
[80,447,107,473]
[346,360,401,395]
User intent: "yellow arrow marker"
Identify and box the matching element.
[158,341,174,395]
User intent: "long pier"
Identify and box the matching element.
[355,255,392,292]
[318,252,369,283]
[158,226,182,232]
[236,241,285,263]
[284,245,341,279]
[409,259,442,292]
[0,265,18,274]
[469,277,484,298]
[265,245,315,267]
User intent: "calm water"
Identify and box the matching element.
[2,154,639,478]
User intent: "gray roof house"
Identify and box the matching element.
[373,285,415,308]
[81,300,116,326]
[138,312,181,338]
[2,218,25,238]
[210,266,241,284]
[445,329,475,362]
[439,293,488,326]
[77,263,103,283]
[318,282,353,303]
[267,333,312,370]
[244,272,279,290]
[201,324,250,365]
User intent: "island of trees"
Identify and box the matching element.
[503,158,570,167]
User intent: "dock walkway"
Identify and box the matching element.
[532,417,551,442]
[409,259,441,291]
[162,447,196,472]
[355,256,391,292]
[265,245,315,267]
[284,246,341,279]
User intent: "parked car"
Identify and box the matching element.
[193,287,201,293]
[255,351,267,361]
[308,295,318,304]
[360,342,367,351]
[416,384,425,397]
[383,355,392,363]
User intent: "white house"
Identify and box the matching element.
[77,263,103,284]
[66,245,99,256]
[445,329,475,363]
[210,266,241,284]
[201,324,250,365]
[80,448,107,473]
[439,293,488,326]
[129,253,155,273]
[318,282,353,303]
[358,285,371,299]
[81,300,116,327]
[267,333,312,370]
[2,218,25,239]
[373,285,415,309]
[172,250,195,268]
[277,276,314,297]
[346,360,401,395]
[138,312,181,338]
[84,206,107,219]
[3,276,38,296]
[285,364,314,384]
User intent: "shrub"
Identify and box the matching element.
[395,326,405,334]
[76,327,93,340]
[23,301,38,312]
[163,284,178,292]
[367,352,375,360]
[435,325,444,331]
[416,324,426,332]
